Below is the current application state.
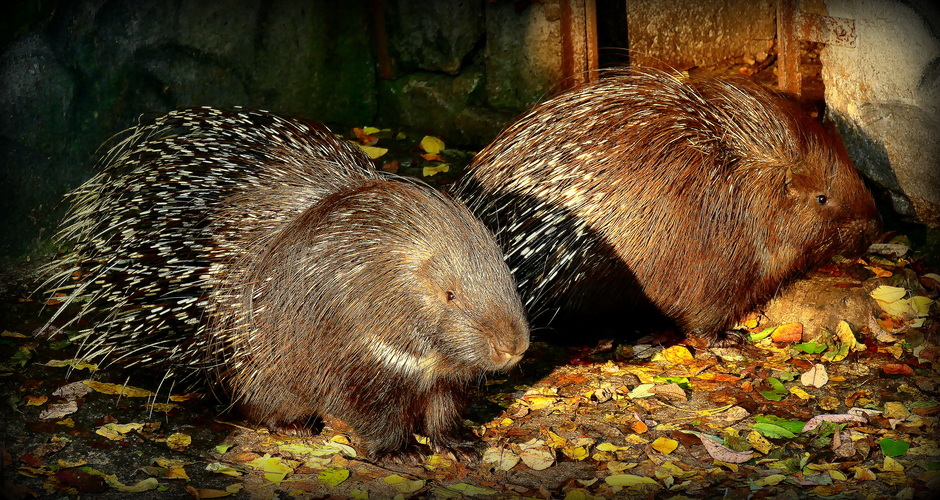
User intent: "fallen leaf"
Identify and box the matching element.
[384,474,425,493]
[482,447,520,471]
[771,323,803,343]
[802,414,867,432]
[318,468,349,486]
[882,364,915,376]
[695,433,754,463]
[422,164,450,177]
[166,433,191,451]
[879,438,910,457]
[519,446,555,470]
[420,135,445,154]
[659,345,694,364]
[651,437,678,454]
[800,364,829,388]
[356,144,388,159]
[246,454,295,485]
[103,476,160,493]
[83,380,153,398]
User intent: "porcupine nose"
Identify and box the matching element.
[490,318,529,370]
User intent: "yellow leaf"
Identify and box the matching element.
[422,164,450,177]
[870,285,907,302]
[561,445,589,460]
[881,456,904,472]
[45,359,98,371]
[659,346,694,364]
[83,380,153,397]
[362,126,382,135]
[166,432,192,451]
[420,135,445,154]
[96,422,144,440]
[788,386,813,400]
[651,437,678,454]
[167,467,189,480]
[597,442,629,452]
[755,474,787,486]
[103,476,160,493]
[357,144,388,159]
[57,459,87,468]
[246,454,295,485]
[384,475,425,493]
[834,320,862,352]
[523,394,557,409]
[544,431,568,448]
[604,474,660,487]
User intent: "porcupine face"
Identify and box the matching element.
[781,127,882,265]
[403,186,530,375]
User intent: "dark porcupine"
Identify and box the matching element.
[42,107,529,460]
[451,67,881,342]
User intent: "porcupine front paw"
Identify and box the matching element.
[432,438,484,464]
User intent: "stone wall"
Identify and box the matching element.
[0,0,566,258]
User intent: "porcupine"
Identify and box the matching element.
[42,107,529,460]
[452,67,881,342]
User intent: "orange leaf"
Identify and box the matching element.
[630,420,649,434]
[882,364,915,376]
[352,128,378,146]
[771,323,803,343]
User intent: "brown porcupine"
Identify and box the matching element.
[452,67,881,341]
[42,107,529,460]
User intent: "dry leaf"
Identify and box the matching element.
[651,437,678,454]
[771,323,803,343]
[660,345,694,364]
[802,414,867,432]
[419,135,445,154]
[696,433,754,463]
[800,363,829,388]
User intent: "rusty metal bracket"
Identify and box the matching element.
[777,0,857,97]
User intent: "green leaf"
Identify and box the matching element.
[753,423,797,439]
[793,342,827,354]
[879,438,910,457]
[759,390,785,401]
[754,415,805,434]
[652,376,690,388]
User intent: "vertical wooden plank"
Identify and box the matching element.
[561,0,599,88]
[776,0,802,96]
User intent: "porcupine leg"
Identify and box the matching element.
[422,381,483,462]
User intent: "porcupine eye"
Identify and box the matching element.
[445,290,457,302]
[816,194,828,206]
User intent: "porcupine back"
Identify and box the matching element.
[452,67,881,339]
[42,107,360,382]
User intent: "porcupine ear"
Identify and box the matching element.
[783,163,810,197]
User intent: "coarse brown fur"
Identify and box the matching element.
[453,67,881,340]
[43,107,529,460]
